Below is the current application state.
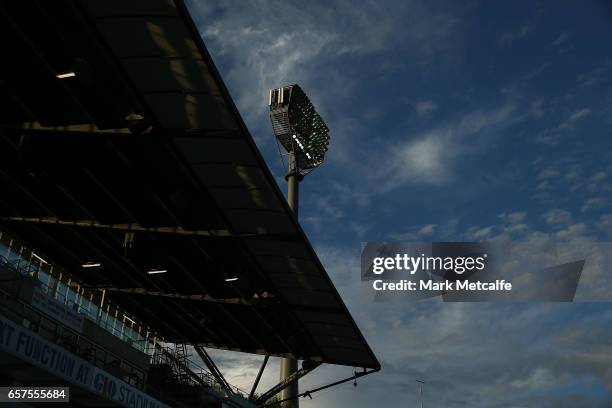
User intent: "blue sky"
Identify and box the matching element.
[187,1,612,406]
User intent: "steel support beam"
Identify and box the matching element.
[2,216,303,242]
[249,355,269,401]
[96,286,251,305]
[255,361,321,406]
[260,368,380,408]
[194,345,232,392]
[2,216,238,237]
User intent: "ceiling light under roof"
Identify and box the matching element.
[82,262,101,268]
[56,71,76,79]
[32,253,48,264]
[224,277,239,282]
[147,269,167,275]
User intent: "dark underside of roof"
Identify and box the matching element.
[0,0,379,369]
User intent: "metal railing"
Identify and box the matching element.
[150,344,252,402]
[0,238,159,356]
[0,277,147,390]
[0,233,252,407]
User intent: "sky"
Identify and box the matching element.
[185,1,612,406]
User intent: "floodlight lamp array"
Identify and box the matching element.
[268,84,329,174]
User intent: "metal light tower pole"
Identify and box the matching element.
[416,379,425,408]
[285,151,303,216]
[279,151,302,408]
[269,85,330,408]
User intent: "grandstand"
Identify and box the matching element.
[0,1,379,407]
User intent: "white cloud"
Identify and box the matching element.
[599,214,612,233]
[555,223,587,240]
[499,25,532,46]
[581,197,607,212]
[537,167,560,180]
[534,107,592,145]
[558,107,591,130]
[389,231,418,241]
[578,61,612,87]
[564,169,581,182]
[328,180,372,208]
[414,100,438,116]
[510,367,559,390]
[373,102,517,190]
[536,180,552,190]
[388,133,451,185]
[551,31,570,47]
[303,215,324,229]
[590,171,606,183]
[418,224,436,235]
[313,195,345,219]
[542,208,572,226]
[529,98,546,117]
[467,225,494,240]
[499,211,527,224]
[351,221,372,238]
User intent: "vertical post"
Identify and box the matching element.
[98,289,106,322]
[420,384,423,408]
[416,380,424,408]
[286,152,301,215]
[280,150,303,408]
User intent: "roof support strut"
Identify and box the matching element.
[260,367,380,407]
[2,216,302,242]
[254,360,321,405]
[95,286,250,305]
[249,355,269,401]
[194,345,233,393]
[2,216,236,237]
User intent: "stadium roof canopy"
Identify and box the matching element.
[0,0,379,369]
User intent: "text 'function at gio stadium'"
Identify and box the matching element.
[0,1,379,408]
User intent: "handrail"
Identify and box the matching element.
[0,282,146,389]
[0,237,160,354]
[151,344,250,400]
[0,245,252,406]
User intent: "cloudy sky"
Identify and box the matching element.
[186,1,612,406]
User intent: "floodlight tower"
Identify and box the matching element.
[268,84,330,408]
